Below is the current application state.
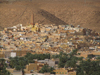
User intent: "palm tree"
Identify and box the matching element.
[0,59,12,75]
[9,57,28,75]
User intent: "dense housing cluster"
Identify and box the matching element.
[1,23,100,75]
[0,23,100,57]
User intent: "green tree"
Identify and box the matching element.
[77,59,100,75]
[76,67,84,75]
[9,57,28,75]
[39,65,55,74]
[58,51,79,68]
[39,65,50,73]
[25,53,50,60]
[69,49,78,56]
[0,59,12,75]
[58,52,68,68]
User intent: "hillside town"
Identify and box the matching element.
[1,23,100,75]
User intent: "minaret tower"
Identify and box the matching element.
[30,14,34,26]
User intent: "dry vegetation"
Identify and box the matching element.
[0,0,100,32]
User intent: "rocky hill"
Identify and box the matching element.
[0,0,100,32]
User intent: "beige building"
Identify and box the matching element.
[24,62,46,73]
[53,68,68,74]
[53,68,76,75]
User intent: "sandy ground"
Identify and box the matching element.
[0,0,100,32]
[11,71,22,75]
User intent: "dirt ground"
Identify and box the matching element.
[11,71,22,75]
[0,0,100,32]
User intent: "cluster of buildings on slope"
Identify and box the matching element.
[0,23,100,58]
[1,23,100,75]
